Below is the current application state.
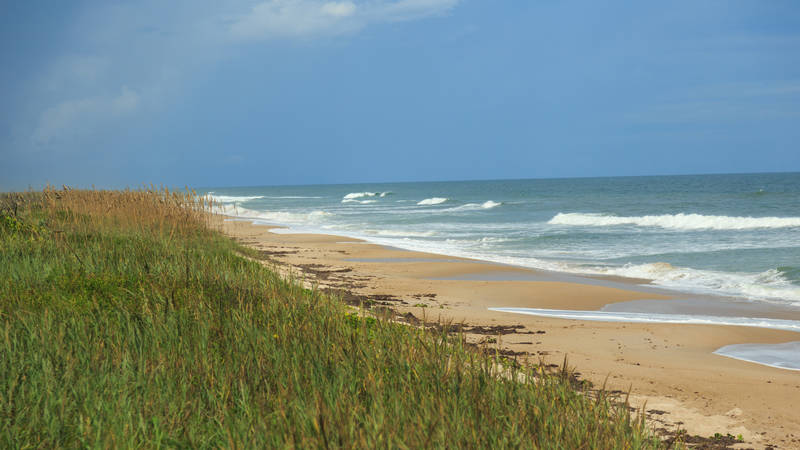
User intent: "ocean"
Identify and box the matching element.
[203,172,800,308]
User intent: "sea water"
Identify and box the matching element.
[203,173,800,368]
[203,173,800,305]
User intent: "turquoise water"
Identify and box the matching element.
[203,172,800,306]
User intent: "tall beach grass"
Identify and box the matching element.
[0,187,666,448]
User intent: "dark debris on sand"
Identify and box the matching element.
[656,429,756,449]
[297,264,353,280]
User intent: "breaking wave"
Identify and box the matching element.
[343,192,390,200]
[590,263,800,304]
[219,205,332,225]
[417,197,449,206]
[549,212,800,230]
[207,194,264,204]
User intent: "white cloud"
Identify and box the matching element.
[369,0,459,22]
[322,1,356,17]
[230,1,360,39]
[32,86,141,145]
[230,0,458,40]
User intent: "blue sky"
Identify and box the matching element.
[2,1,799,190]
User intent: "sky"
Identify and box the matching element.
[1,1,799,190]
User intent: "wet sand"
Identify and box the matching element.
[220,218,800,448]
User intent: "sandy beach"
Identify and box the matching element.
[221,218,800,448]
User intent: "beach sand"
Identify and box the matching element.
[221,218,800,448]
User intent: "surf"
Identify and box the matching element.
[549,212,800,230]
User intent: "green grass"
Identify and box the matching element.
[0,189,666,448]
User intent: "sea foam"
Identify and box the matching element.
[549,212,800,230]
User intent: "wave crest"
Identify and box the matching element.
[549,212,800,230]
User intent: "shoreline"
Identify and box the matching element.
[229,216,800,323]
[220,217,800,447]
[227,208,800,309]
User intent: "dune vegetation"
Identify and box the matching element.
[0,188,666,448]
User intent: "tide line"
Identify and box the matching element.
[489,307,800,370]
